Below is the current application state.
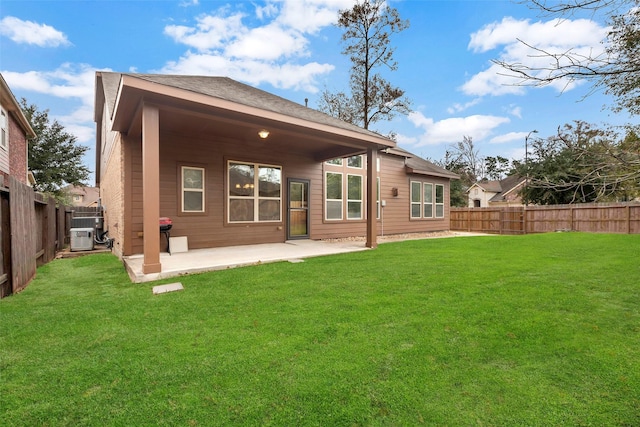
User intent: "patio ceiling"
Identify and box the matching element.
[108,74,395,162]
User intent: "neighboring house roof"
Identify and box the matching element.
[0,73,36,139]
[65,185,100,207]
[385,147,459,179]
[469,175,525,202]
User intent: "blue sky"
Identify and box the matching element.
[1,0,635,184]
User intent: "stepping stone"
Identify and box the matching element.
[153,282,184,295]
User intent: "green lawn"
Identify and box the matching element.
[1,233,639,426]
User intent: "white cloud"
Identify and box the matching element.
[405,111,510,146]
[508,105,522,118]
[463,17,610,97]
[160,52,334,92]
[275,0,354,33]
[160,0,351,92]
[1,64,104,144]
[0,16,70,47]
[164,12,247,51]
[489,131,528,144]
[225,23,309,60]
[447,97,482,114]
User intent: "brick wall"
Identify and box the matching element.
[100,132,125,258]
[8,112,28,185]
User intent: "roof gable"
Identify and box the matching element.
[385,147,459,179]
[100,72,389,142]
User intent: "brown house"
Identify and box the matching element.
[95,72,457,275]
[0,73,36,189]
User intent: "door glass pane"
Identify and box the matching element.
[289,181,309,237]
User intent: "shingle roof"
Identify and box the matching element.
[386,147,459,179]
[100,72,390,142]
[472,175,525,201]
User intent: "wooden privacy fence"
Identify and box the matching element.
[450,202,640,235]
[0,176,72,298]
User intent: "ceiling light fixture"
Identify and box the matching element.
[258,129,270,139]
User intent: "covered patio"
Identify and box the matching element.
[123,239,370,283]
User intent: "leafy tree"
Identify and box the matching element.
[518,121,640,204]
[495,0,640,115]
[318,0,411,130]
[20,99,90,195]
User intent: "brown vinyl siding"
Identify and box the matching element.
[122,135,453,255]
[126,131,326,254]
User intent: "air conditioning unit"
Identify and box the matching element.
[70,228,94,251]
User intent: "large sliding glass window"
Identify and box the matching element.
[228,161,281,222]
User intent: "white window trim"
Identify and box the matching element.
[325,158,343,166]
[181,166,205,213]
[423,182,434,219]
[410,181,422,219]
[228,161,282,223]
[0,107,8,150]
[347,155,363,169]
[347,173,363,220]
[325,171,343,221]
[376,177,381,219]
[411,181,444,219]
[435,184,445,218]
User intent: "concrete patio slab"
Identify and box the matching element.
[123,239,370,283]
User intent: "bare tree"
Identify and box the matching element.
[494,0,640,114]
[445,136,485,185]
[318,0,411,129]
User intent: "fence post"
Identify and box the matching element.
[626,205,631,234]
[569,206,574,231]
[523,207,527,234]
[467,207,471,232]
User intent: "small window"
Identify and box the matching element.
[435,184,444,218]
[347,155,362,168]
[325,158,343,166]
[376,177,381,219]
[347,174,363,219]
[182,166,205,212]
[0,108,7,150]
[325,172,343,220]
[411,181,422,218]
[423,183,433,218]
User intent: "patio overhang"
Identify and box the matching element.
[110,75,394,160]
